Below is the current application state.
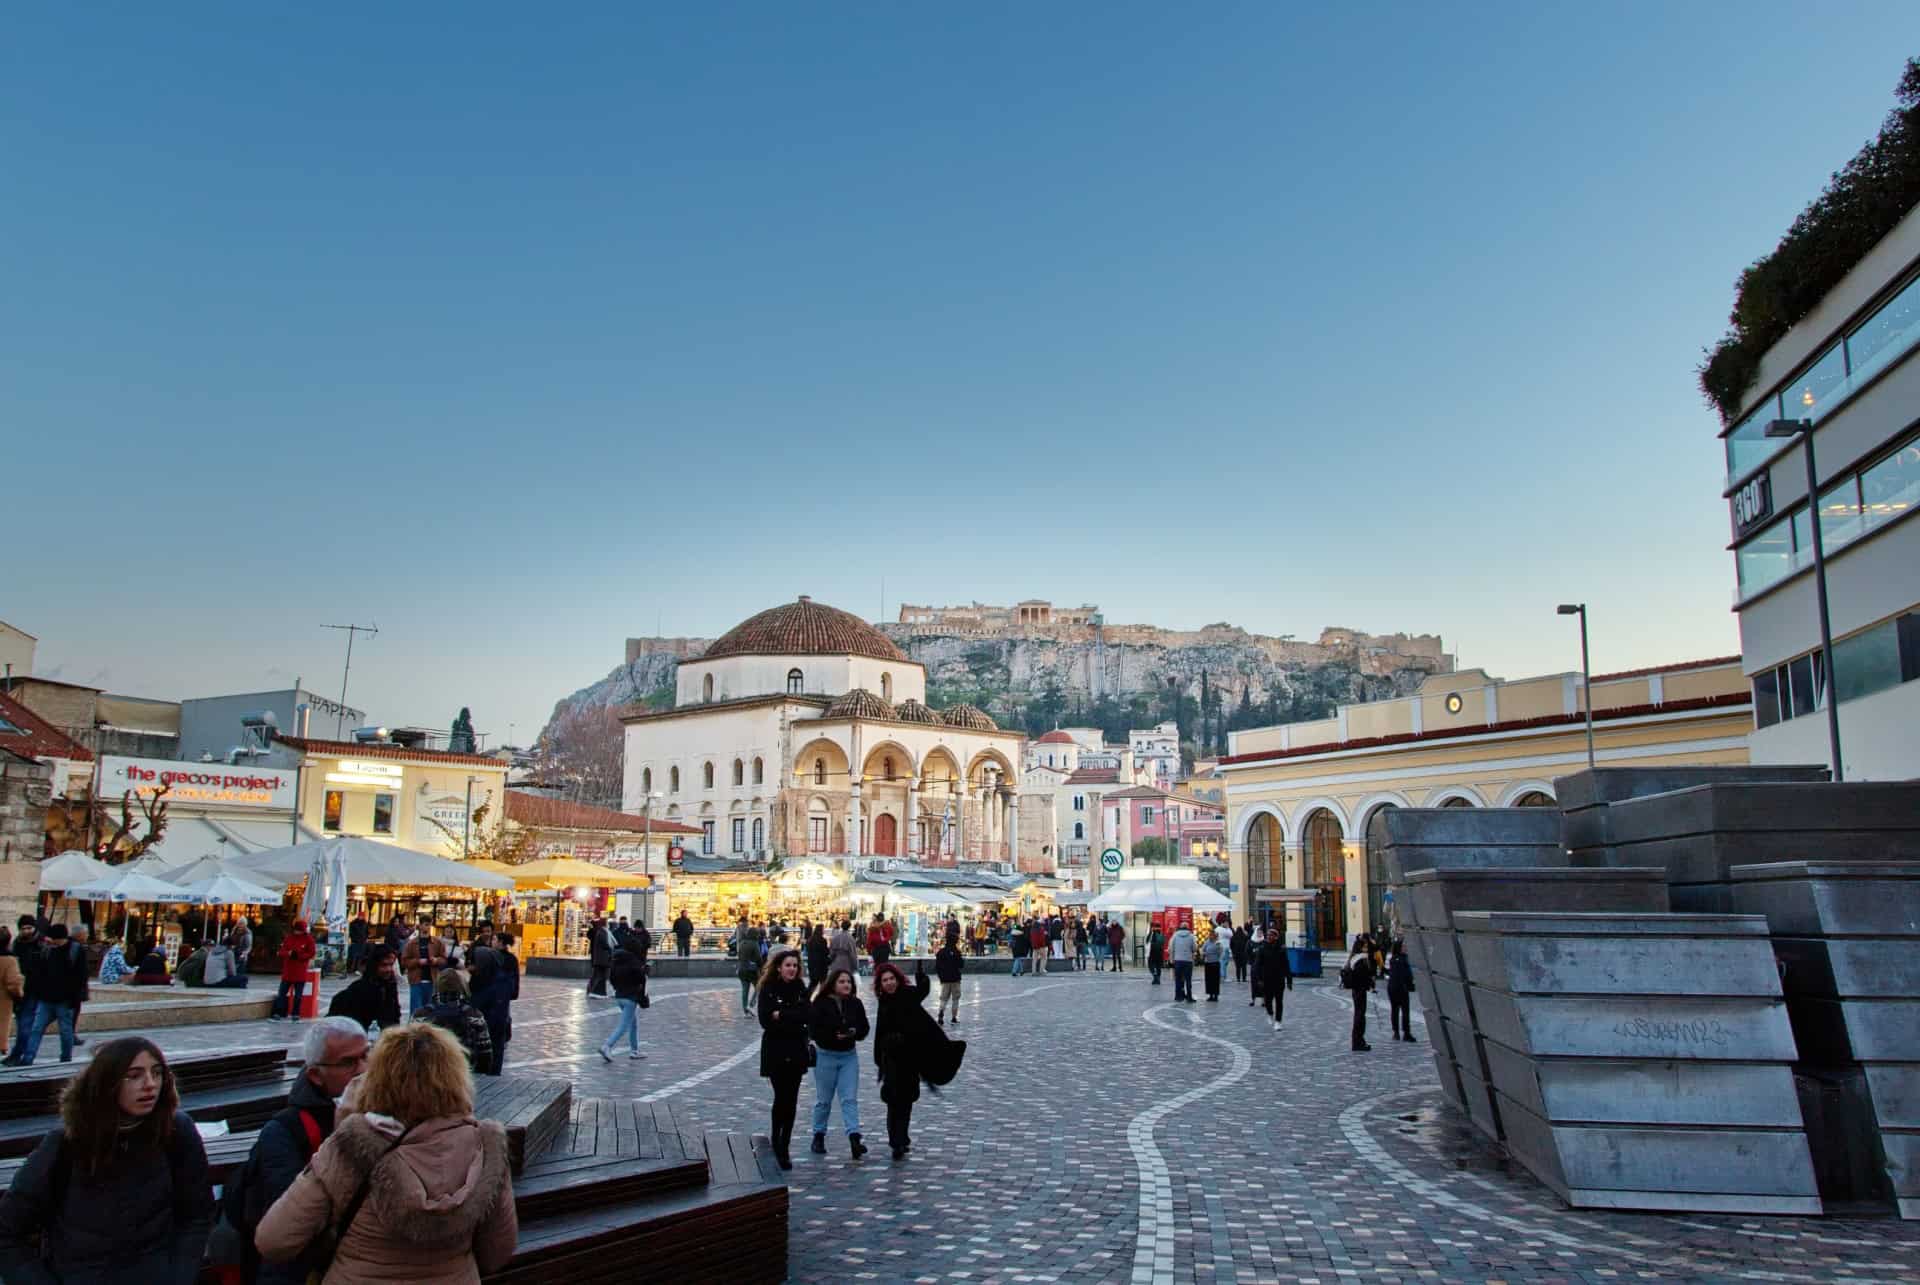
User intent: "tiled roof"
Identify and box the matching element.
[1035,730,1075,745]
[893,699,941,724]
[703,597,910,663]
[940,703,998,731]
[0,691,92,762]
[504,791,703,836]
[272,734,505,768]
[1220,691,1752,767]
[823,688,896,721]
[1064,768,1121,785]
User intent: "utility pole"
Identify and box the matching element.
[321,623,378,737]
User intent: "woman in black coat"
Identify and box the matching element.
[756,948,811,1170]
[0,1037,212,1284]
[1386,941,1416,1042]
[1254,933,1294,1030]
[805,925,830,991]
[871,961,938,1162]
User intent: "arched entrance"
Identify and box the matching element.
[874,812,898,857]
[1301,808,1347,949]
[1363,805,1398,939]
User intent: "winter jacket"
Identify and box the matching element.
[412,999,495,1074]
[96,944,129,986]
[934,944,964,984]
[609,948,648,1001]
[757,976,811,1078]
[587,924,614,967]
[872,970,934,1103]
[29,940,88,1008]
[1346,951,1377,994]
[1254,940,1294,994]
[255,1112,516,1285]
[805,935,830,981]
[1387,954,1415,998]
[400,934,447,986]
[826,929,857,978]
[1107,922,1125,951]
[672,915,694,943]
[1229,928,1249,964]
[808,993,870,1054]
[239,1073,340,1285]
[1147,931,1166,966]
[1200,935,1224,966]
[1009,931,1029,958]
[0,953,22,1034]
[278,931,317,983]
[329,971,402,1031]
[0,1109,213,1285]
[1168,928,1196,964]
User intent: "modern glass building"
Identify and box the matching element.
[1721,205,1920,780]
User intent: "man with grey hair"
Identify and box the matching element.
[219,1015,368,1283]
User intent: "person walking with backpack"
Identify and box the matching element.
[756,948,811,1171]
[806,967,868,1161]
[412,972,496,1075]
[0,1036,214,1283]
[737,929,764,1016]
[1344,934,1378,1052]
[214,1016,368,1284]
[254,1023,517,1282]
[598,939,650,1063]
[1254,928,1293,1030]
[934,928,965,1025]
[1386,940,1416,1042]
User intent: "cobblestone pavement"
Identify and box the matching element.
[82,968,1920,1283]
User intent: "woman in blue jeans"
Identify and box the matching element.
[806,967,869,1160]
[597,943,649,1062]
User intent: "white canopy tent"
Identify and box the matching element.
[37,851,112,893]
[1087,868,1232,914]
[164,855,289,891]
[226,836,514,892]
[64,870,203,904]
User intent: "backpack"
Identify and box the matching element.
[1338,963,1354,990]
[220,1107,322,1235]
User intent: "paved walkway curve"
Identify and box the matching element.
[1126,1002,1252,1285]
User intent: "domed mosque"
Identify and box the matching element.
[619,596,1025,867]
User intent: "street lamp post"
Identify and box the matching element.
[1767,418,1844,782]
[463,775,479,859]
[1556,604,1597,771]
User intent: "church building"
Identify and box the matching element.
[619,597,1026,867]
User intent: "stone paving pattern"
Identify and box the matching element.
[81,965,1920,1283]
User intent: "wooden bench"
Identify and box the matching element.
[0,1046,289,1120]
[482,1100,786,1285]
[471,1076,572,1175]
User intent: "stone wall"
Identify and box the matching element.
[0,755,52,923]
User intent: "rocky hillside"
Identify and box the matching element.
[541,625,1450,761]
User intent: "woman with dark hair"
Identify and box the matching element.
[755,947,811,1170]
[0,1036,213,1282]
[805,923,830,990]
[1386,940,1416,1042]
[806,967,868,1160]
[872,961,936,1162]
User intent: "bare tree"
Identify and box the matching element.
[537,703,625,808]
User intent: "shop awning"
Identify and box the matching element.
[1088,873,1232,913]
[1054,891,1094,907]
[506,856,650,891]
[945,886,1014,904]
[228,836,514,891]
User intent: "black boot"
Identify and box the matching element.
[810,1131,827,1155]
[772,1117,793,1170]
[849,1131,867,1160]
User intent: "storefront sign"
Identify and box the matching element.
[415,790,480,846]
[1731,471,1774,538]
[772,860,845,888]
[97,755,296,809]
[1100,848,1124,874]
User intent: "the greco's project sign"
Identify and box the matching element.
[98,755,296,810]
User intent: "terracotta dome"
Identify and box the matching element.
[1036,729,1075,744]
[823,688,896,721]
[703,596,908,663]
[940,703,998,731]
[894,699,941,724]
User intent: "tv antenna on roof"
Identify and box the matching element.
[321,622,378,737]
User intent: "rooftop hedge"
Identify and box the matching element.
[1699,58,1920,426]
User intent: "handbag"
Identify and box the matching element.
[305,1123,418,1283]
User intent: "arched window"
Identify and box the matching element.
[752,757,763,785]
[1363,805,1399,938]
[1439,795,1474,809]
[882,755,895,780]
[787,668,804,694]
[880,672,892,701]
[814,758,826,786]
[1302,808,1347,947]
[1073,821,1085,840]
[752,817,765,851]
[1514,790,1554,808]
[732,759,744,786]
[702,674,714,702]
[703,762,715,789]
[669,766,680,793]
[642,767,652,793]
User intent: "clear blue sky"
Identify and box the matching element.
[6,4,1916,745]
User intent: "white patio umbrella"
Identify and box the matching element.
[65,870,202,903]
[164,855,289,891]
[298,851,327,927]
[172,871,283,944]
[228,836,513,891]
[37,851,112,892]
[324,847,349,946]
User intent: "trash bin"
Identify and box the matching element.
[1286,947,1322,978]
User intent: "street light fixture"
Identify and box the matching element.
[1766,418,1844,782]
[1556,604,1597,771]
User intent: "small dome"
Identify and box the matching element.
[824,688,896,721]
[1036,730,1075,745]
[894,699,941,724]
[940,703,998,731]
[704,596,908,663]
